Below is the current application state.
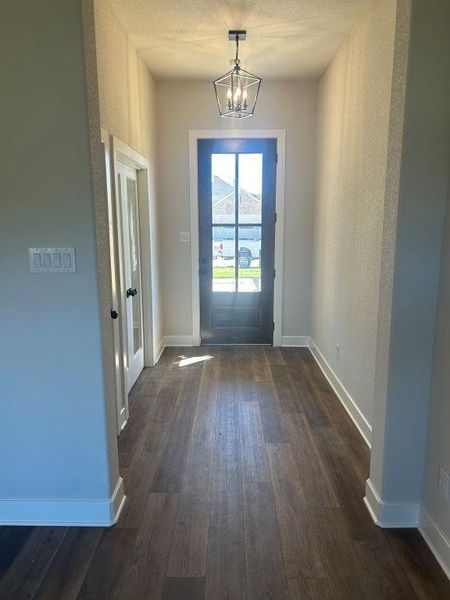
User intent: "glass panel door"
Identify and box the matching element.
[199,138,277,344]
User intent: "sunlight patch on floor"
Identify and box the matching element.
[177,355,213,367]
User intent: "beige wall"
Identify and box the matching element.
[94,0,162,348]
[156,81,317,340]
[311,0,398,427]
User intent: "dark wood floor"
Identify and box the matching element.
[1,346,449,599]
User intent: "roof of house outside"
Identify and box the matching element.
[212,175,261,224]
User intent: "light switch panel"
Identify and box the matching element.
[29,247,76,273]
[179,232,191,243]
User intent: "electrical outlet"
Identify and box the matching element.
[336,344,341,360]
[438,466,449,500]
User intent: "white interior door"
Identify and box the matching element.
[118,163,145,392]
[101,131,128,434]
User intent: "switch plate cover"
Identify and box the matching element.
[29,247,76,273]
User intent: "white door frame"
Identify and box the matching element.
[188,129,286,346]
[111,137,157,385]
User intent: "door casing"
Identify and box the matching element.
[189,129,286,346]
[106,136,158,433]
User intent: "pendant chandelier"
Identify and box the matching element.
[213,30,262,119]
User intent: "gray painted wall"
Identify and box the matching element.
[370,0,450,502]
[0,0,117,502]
[422,168,450,536]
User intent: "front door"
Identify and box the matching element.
[198,138,277,344]
[117,163,144,391]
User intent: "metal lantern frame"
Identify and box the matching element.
[213,31,262,119]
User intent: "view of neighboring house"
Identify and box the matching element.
[212,175,262,224]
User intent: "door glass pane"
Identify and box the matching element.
[212,226,235,292]
[238,154,262,224]
[126,177,142,354]
[212,154,235,224]
[238,225,261,292]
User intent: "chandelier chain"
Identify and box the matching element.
[235,33,240,66]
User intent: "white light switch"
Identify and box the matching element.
[29,247,76,273]
[179,232,191,243]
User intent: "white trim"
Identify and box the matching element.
[309,339,372,447]
[0,478,126,527]
[111,136,157,367]
[281,335,310,347]
[164,335,194,347]
[154,338,165,364]
[363,479,419,528]
[111,137,158,372]
[188,129,286,346]
[419,506,450,581]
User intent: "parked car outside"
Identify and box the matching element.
[213,226,261,268]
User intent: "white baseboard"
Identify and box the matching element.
[419,506,450,581]
[163,335,194,347]
[281,335,310,347]
[0,477,126,527]
[363,478,419,528]
[309,339,372,447]
[154,338,165,364]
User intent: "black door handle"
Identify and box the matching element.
[126,288,138,298]
[110,309,119,319]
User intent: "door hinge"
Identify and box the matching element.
[273,268,276,278]
[276,153,278,164]
[274,212,277,223]
[272,322,275,332]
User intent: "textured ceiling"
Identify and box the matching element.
[107,0,371,81]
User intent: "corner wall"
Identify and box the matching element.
[369,0,450,510]
[417,3,450,569]
[311,0,398,432]
[0,0,121,524]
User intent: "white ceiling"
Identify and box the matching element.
[107,0,371,81]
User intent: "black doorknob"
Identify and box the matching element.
[110,310,119,319]
[126,288,138,297]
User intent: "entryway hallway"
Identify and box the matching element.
[2,347,449,599]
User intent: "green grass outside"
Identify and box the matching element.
[213,267,261,279]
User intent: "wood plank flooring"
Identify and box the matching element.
[1,346,449,599]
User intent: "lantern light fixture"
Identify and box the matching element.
[213,30,262,119]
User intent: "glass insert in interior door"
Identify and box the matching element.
[126,177,142,355]
[212,225,236,292]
